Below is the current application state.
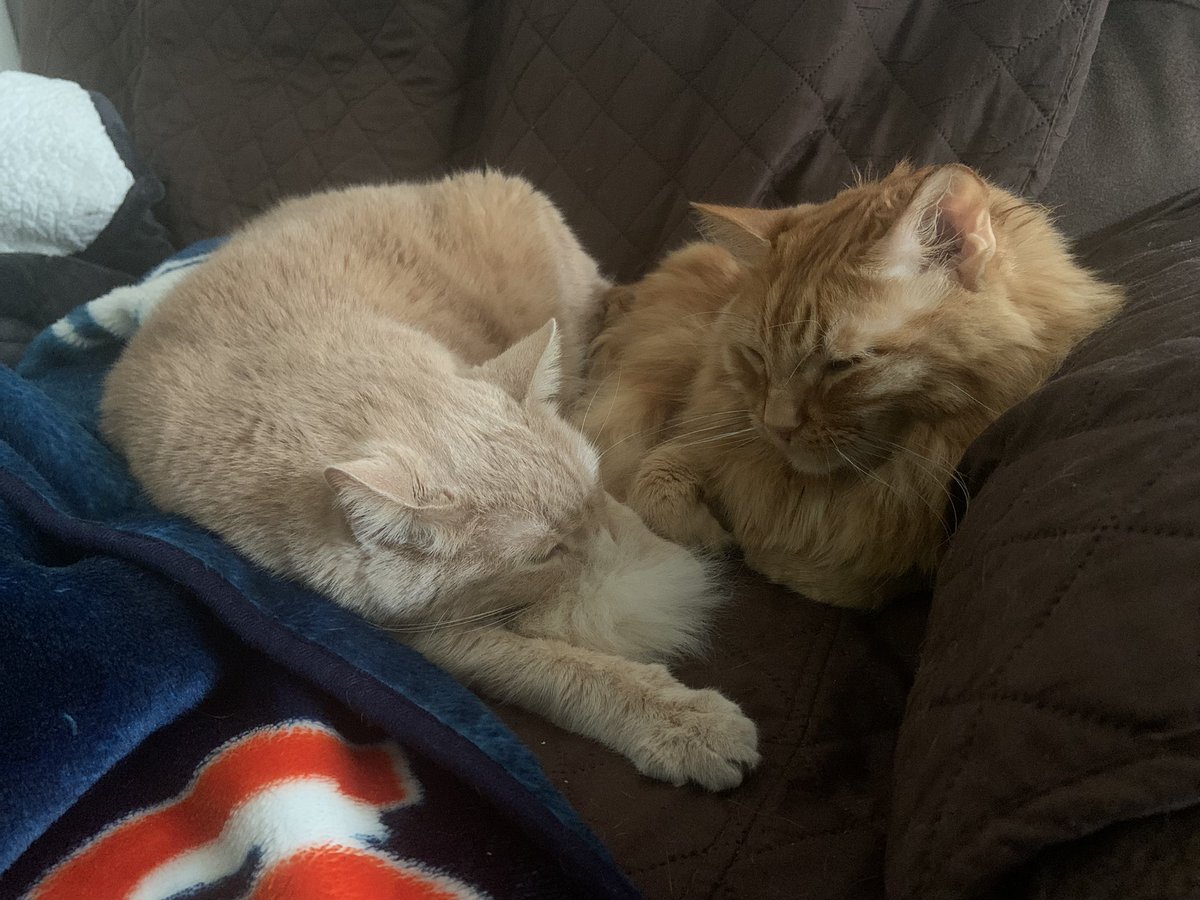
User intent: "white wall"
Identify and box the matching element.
[0,4,19,71]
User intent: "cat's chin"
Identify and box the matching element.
[779,438,896,477]
[779,446,844,476]
[756,426,848,475]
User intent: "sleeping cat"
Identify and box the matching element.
[579,163,1123,609]
[101,172,759,790]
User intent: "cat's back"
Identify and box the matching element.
[102,182,459,468]
[151,173,593,353]
[577,242,738,494]
[107,171,600,433]
[591,242,736,372]
[101,172,602,554]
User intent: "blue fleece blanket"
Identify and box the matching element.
[0,246,636,898]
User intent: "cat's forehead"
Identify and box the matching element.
[738,268,943,362]
[479,416,596,500]
[739,266,861,351]
[828,279,943,349]
[734,176,933,351]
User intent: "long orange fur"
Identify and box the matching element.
[577,163,1124,608]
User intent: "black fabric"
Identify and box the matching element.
[80,91,176,275]
[0,88,173,368]
[1000,802,1200,899]
[0,256,131,367]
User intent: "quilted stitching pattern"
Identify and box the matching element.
[14,2,1149,895]
[13,0,1107,279]
[888,195,1200,900]
[459,0,1107,278]
[12,0,475,240]
[497,577,927,898]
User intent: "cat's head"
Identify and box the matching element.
[323,321,610,624]
[694,163,1067,475]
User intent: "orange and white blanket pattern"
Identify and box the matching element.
[27,722,486,900]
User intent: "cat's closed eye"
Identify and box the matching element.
[825,357,860,373]
[530,542,568,564]
[737,345,766,370]
[825,348,877,374]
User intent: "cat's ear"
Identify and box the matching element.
[691,203,792,267]
[473,319,562,406]
[324,449,453,548]
[876,164,997,290]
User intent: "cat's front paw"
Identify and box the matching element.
[628,454,734,552]
[678,503,736,552]
[632,494,734,552]
[629,686,760,791]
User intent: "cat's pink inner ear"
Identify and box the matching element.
[691,202,790,267]
[473,319,562,406]
[879,164,997,289]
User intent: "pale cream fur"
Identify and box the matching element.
[101,172,758,789]
[578,163,1124,609]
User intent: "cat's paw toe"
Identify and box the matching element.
[633,688,760,791]
[690,513,735,553]
[649,504,734,553]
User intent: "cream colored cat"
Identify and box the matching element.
[101,172,758,790]
[579,163,1123,609]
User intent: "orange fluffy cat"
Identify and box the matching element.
[579,163,1123,609]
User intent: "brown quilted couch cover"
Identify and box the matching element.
[13,1,1200,897]
[12,0,1105,280]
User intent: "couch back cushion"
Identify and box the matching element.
[12,0,1107,278]
[888,191,1200,899]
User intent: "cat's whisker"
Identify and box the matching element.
[599,408,747,445]
[859,435,959,487]
[594,411,748,461]
[450,604,530,636]
[857,435,963,533]
[787,356,806,383]
[667,415,752,440]
[829,435,952,542]
[595,429,655,461]
[946,382,1000,417]
[766,318,820,332]
[671,427,758,449]
[663,426,750,449]
[369,602,528,634]
[592,366,623,436]
[666,409,749,429]
[875,448,963,537]
[868,435,971,511]
[577,379,606,430]
[828,436,890,493]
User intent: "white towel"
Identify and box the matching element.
[0,71,133,256]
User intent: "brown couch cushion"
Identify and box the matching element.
[888,190,1200,899]
[11,0,1108,280]
[496,576,930,899]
